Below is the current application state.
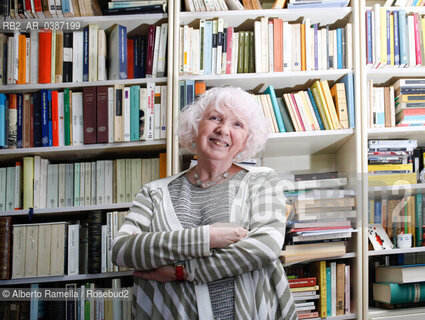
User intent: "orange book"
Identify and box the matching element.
[51,91,59,147]
[18,35,27,84]
[300,23,306,71]
[195,81,206,99]
[159,153,167,178]
[273,18,283,72]
[320,80,341,130]
[38,30,52,84]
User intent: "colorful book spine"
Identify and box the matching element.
[394,11,400,66]
[17,93,23,148]
[48,90,53,146]
[399,10,408,67]
[0,94,6,148]
[41,90,49,147]
[264,86,286,132]
[416,193,423,247]
[83,27,89,82]
[307,88,325,130]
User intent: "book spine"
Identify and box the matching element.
[83,27,89,81]
[83,87,97,144]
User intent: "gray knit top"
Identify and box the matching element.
[168,169,248,320]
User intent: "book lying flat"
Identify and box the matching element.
[373,282,425,305]
[376,264,425,283]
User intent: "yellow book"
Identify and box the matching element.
[23,157,34,209]
[367,164,413,172]
[320,80,341,129]
[311,81,332,130]
[289,285,320,292]
[368,173,417,186]
[396,94,425,103]
[17,34,26,85]
[310,261,327,318]
[380,8,387,66]
[299,91,319,130]
[55,31,64,83]
[390,13,395,66]
[301,23,306,71]
[330,83,349,129]
[408,196,415,236]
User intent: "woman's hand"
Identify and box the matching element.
[134,265,186,282]
[209,223,248,249]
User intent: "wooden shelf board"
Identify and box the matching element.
[179,70,352,92]
[263,129,354,158]
[0,77,168,93]
[0,140,166,163]
[369,246,425,256]
[180,7,351,26]
[0,271,134,285]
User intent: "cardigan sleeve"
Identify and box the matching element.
[185,169,287,284]
[111,185,211,270]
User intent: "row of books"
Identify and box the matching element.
[373,263,425,308]
[385,0,425,6]
[258,77,354,133]
[0,0,166,18]
[0,84,167,149]
[367,139,420,186]
[183,0,350,12]
[368,78,425,127]
[178,17,352,75]
[0,22,168,85]
[8,211,128,280]
[0,155,164,211]
[287,260,351,318]
[365,5,425,68]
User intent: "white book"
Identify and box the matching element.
[211,20,218,75]
[185,0,195,11]
[68,224,80,275]
[123,87,131,142]
[333,29,338,70]
[254,21,262,73]
[39,159,49,208]
[282,22,291,71]
[160,85,167,139]
[317,27,323,70]
[183,25,190,73]
[112,213,119,271]
[179,27,184,73]
[373,4,381,68]
[12,226,26,278]
[157,23,168,77]
[125,159,132,202]
[104,160,113,205]
[116,159,126,203]
[407,14,416,68]
[33,156,41,209]
[96,160,105,205]
[199,19,206,75]
[58,92,65,147]
[154,86,161,139]
[218,0,228,10]
[225,0,244,9]
[65,163,74,207]
[345,23,353,69]
[131,159,142,199]
[88,24,99,82]
[146,82,155,140]
[0,168,6,211]
[331,262,337,316]
[50,29,56,83]
[141,159,152,186]
[310,28,315,70]
[152,25,161,77]
[188,27,194,74]
[106,212,113,272]
[216,18,224,74]
[139,88,148,140]
[25,37,30,84]
[73,163,80,207]
[72,92,84,145]
[91,162,96,205]
[84,162,91,205]
[321,28,328,70]
[72,31,84,82]
[260,17,269,73]
[268,20,274,72]
[101,225,107,273]
[79,162,85,206]
[54,0,63,17]
[37,224,51,276]
[389,85,395,127]
[7,36,15,84]
[152,158,159,181]
[50,223,66,276]
[47,164,59,208]
[14,162,22,210]
[6,167,15,211]
[191,29,200,75]
[108,87,114,143]
[25,225,38,277]
[232,32,239,74]
[304,18,312,71]
[97,29,107,81]
[58,163,66,207]
[13,31,19,84]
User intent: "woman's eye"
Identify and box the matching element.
[209,115,220,121]
[234,122,243,128]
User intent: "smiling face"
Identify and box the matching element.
[195,105,249,163]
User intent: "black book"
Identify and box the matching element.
[17,0,25,18]
[88,212,102,274]
[32,92,42,147]
[103,4,165,15]
[0,0,9,17]
[294,171,339,181]
[79,223,88,274]
[63,32,73,83]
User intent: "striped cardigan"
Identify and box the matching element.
[112,166,297,320]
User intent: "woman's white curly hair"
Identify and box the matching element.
[178,86,269,161]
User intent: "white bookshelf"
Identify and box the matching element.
[369,246,425,257]
[368,127,425,145]
[369,183,425,197]
[368,306,425,320]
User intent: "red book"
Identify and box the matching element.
[290,93,305,131]
[288,277,317,288]
[226,27,233,74]
[96,86,108,143]
[23,94,31,148]
[33,0,42,18]
[145,25,156,76]
[414,13,422,66]
[398,108,425,116]
[127,39,134,79]
[298,312,319,319]
[273,18,283,72]
[24,0,32,17]
[38,30,52,84]
[51,91,59,146]
[83,87,97,144]
[0,217,12,280]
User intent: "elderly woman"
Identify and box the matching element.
[112,87,297,320]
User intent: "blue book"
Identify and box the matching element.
[0,94,6,148]
[307,88,325,130]
[30,283,39,320]
[366,10,373,65]
[133,37,140,78]
[83,27,89,82]
[139,36,147,78]
[399,10,408,67]
[394,11,400,66]
[186,80,195,107]
[179,80,185,110]
[264,86,286,132]
[339,74,355,128]
[130,86,140,141]
[374,200,382,224]
[386,10,391,66]
[48,90,53,146]
[326,267,332,317]
[32,92,42,148]
[337,28,343,69]
[17,93,23,148]
[399,115,425,121]
[61,0,70,15]
[41,90,49,147]
[204,21,213,75]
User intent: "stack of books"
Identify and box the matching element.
[281,171,355,264]
[367,140,418,186]
[373,264,425,308]
[368,79,425,128]
[288,276,320,319]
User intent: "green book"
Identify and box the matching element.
[243,31,250,74]
[64,88,71,146]
[237,31,245,74]
[326,267,332,317]
[277,97,295,132]
[248,31,255,73]
[416,193,423,247]
[373,282,425,304]
[73,163,80,207]
[130,85,140,141]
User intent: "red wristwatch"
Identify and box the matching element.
[175,262,185,281]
